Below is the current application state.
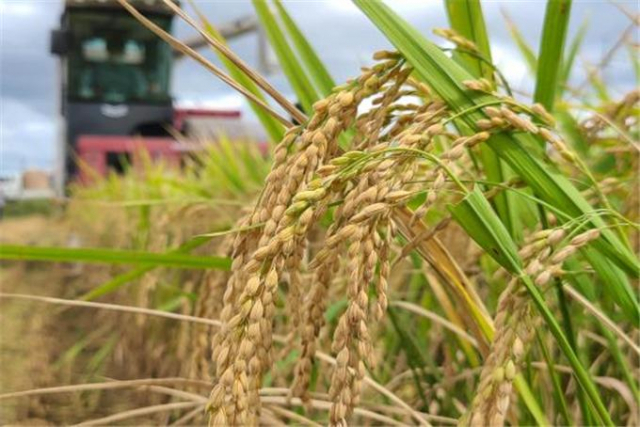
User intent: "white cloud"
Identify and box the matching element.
[176,92,244,110]
[491,44,532,94]
[1,97,56,174]
[321,0,439,15]
[0,3,39,17]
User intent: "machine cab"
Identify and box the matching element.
[51,0,176,187]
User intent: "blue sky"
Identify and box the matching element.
[1,0,637,175]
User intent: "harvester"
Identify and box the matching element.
[50,0,260,193]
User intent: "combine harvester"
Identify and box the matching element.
[50,0,264,193]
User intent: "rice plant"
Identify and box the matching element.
[1,1,638,426]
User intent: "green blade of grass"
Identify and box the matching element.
[82,266,155,301]
[252,0,319,115]
[449,188,521,273]
[559,18,588,96]
[555,109,590,155]
[550,257,595,425]
[533,0,573,111]
[54,328,104,369]
[581,246,639,323]
[78,235,215,301]
[273,0,336,97]
[536,331,573,426]
[444,0,525,242]
[502,9,537,74]
[187,1,285,143]
[352,0,639,317]
[269,0,353,148]
[630,44,640,82]
[444,0,493,80]
[86,334,118,374]
[511,375,548,427]
[0,244,230,270]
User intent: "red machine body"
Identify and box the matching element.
[76,136,179,182]
[75,107,244,184]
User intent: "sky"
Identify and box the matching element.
[0,0,638,175]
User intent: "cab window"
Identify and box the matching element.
[67,11,172,104]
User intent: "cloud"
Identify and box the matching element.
[321,0,440,16]
[176,92,245,110]
[1,97,57,174]
[491,43,532,93]
[0,3,39,17]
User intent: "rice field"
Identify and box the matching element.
[1,1,638,426]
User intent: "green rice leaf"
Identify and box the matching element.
[444,0,493,80]
[534,0,573,111]
[252,0,319,115]
[449,188,521,273]
[444,0,524,242]
[630,44,640,82]
[511,376,548,427]
[555,109,590,155]
[588,70,611,102]
[273,0,336,97]
[0,243,230,270]
[582,246,639,324]
[535,331,573,426]
[267,0,353,148]
[503,10,537,74]
[187,2,285,143]
[599,323,640,405]
[79,235,215,301]
[559,18,588,96]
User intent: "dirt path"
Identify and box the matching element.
[0,215,77,424]
[1,217,57,423]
